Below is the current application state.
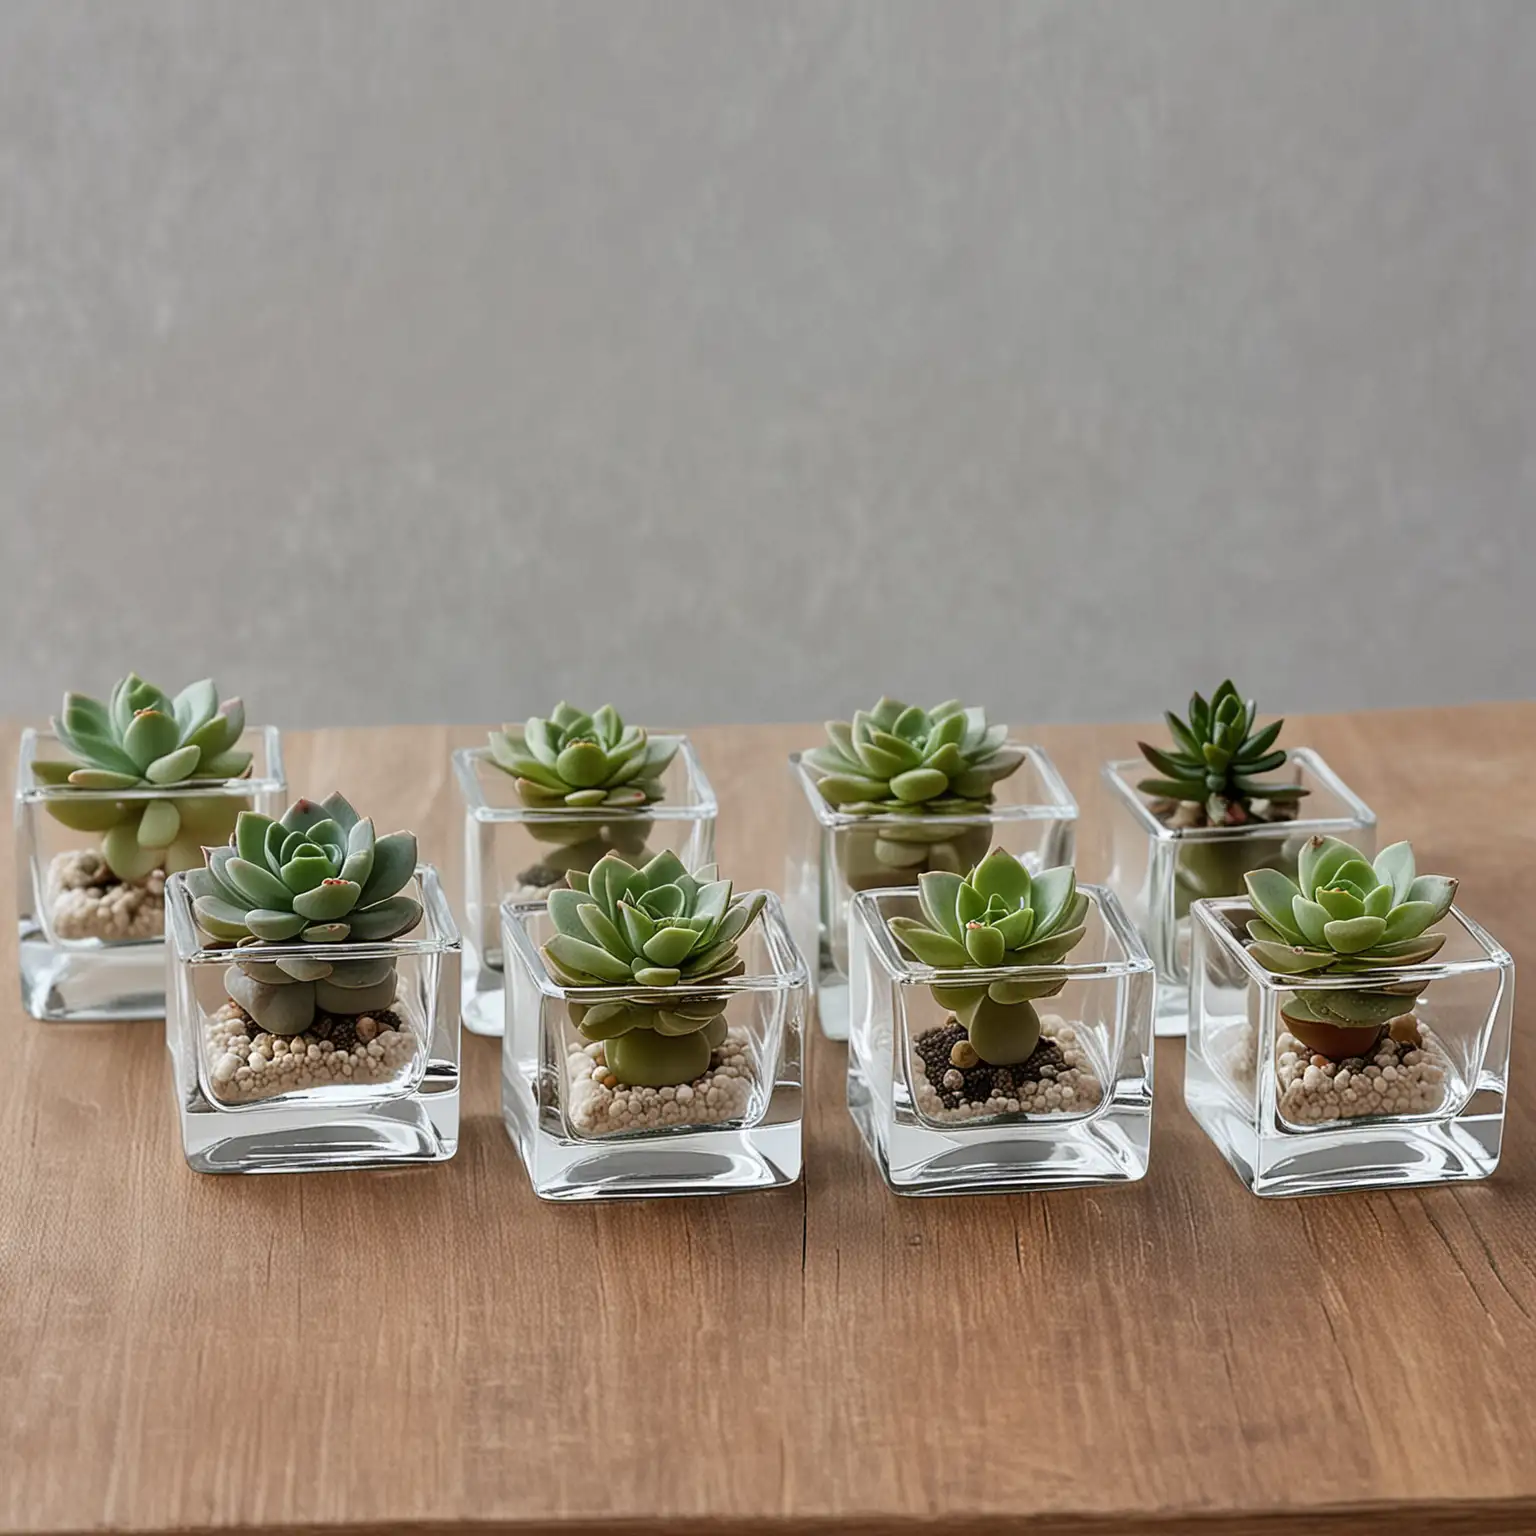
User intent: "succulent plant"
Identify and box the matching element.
[541,850,766,1088]
[188,792,422,1036]
[1137,681,1306,828]
[35,674,253,880]
[489,703,677,810]
[1244,836,1457,1059]
[888,848,1090,1067]
[486,703,676,894]
[804,699,1025,891]
[807,698,1023,813]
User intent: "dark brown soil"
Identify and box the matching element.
[914,1021,1070,1112]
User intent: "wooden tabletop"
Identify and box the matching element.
[4,706,1536,1536]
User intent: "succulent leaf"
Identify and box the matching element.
[969,848,1032,906]
[916,871,966,941]
[344,896,423,941]
[888,918,972,968]
[291,879,363,922]
[1244,869,1303,940]
[172,678,219,738]
[122,710,182,771]
[1405,874,1458,919]
[245,908,310,941]
[225,856,296,910]
[357,830,417,906]
[301,923,351,944]
[68,767,142,791]
[1379,899,1444,943]
[198,749,254,780]
[195,895,255,938]
[144,744,203,785]
[577,901,630,958]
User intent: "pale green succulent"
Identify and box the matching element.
[807,698,1023,813]
[36,674,253,880]
[487,703,677,893]
[489,703,678,810]
[542,850,765,1088]
[888,848,1089,1066]
[189,792,421,1036]
[1244,836,1456,1058]
[804,698,1024,891]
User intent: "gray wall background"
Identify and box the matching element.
[2,0,1532,730]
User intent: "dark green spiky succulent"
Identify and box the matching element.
[1138,681,1306,827]
[888,848,1090,1067]
[542,850,766,1088]
[36,674,252,880]
[1244,836,1456,1059]
[489,703,678,810]
[189,792,422,1036]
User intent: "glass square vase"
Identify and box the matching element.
[15,725,286,1021]
[164,862,462,1173]
[500,893,806,1200]
[786,746,1077,1042]
[454,737,717,1038]
[1101,749,1376,1038]
[846,884,1154,1196]
[1187,896,1512,1197]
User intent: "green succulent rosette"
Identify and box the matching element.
[1136,681,1311,914]
[36,673,254,880]
[188,792,422,1036]
[487,703,678,891]
[804,698,1023,892]
[541,850,765,1089]
[1244,836,1456,1060]
[888,848,1089,1067]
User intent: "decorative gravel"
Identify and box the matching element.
[48,849,164,941]
[910,1014,1104,1124]
[566,1026,756,1136]
[1276,1020,1451,1125]
[204,1001,418,1104]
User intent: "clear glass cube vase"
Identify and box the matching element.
[1101,749,1376,1038]
[500,893,806,1200]
[846,884,1154,1196]
[15,726,286,1021]
[786,746,1077,1043]
[165,863,462,1174]
[454,738,716,1038]
[1186,897,1512,1197]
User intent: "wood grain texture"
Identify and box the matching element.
[3,707,1535,1536]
